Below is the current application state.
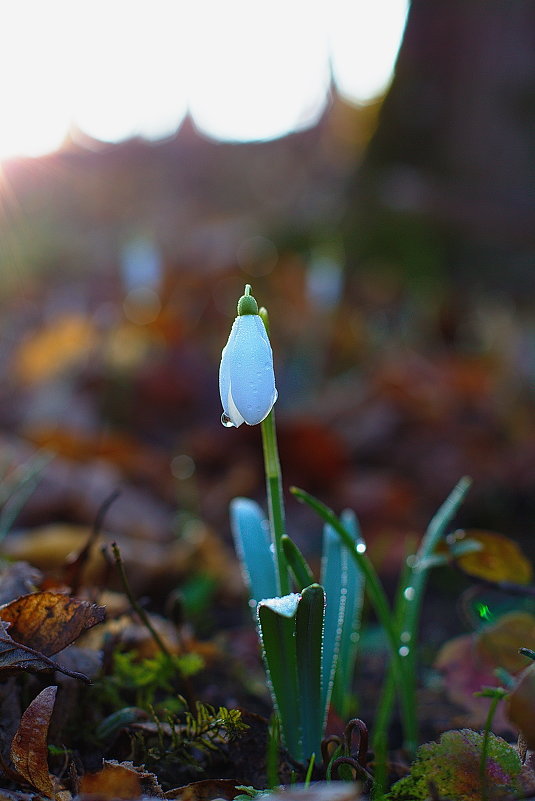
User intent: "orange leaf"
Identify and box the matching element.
[0,591,105,656]
[456,530,532,585]
[507,663,535,748]
[10,686,57,797]
[79,761,162,800]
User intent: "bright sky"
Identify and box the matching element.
[0,0,408,160]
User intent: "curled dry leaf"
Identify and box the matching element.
[0,591,105,656]
[10,686,57,797]
[79,760,163,800]
[0,620,89,681]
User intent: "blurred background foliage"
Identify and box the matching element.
[0,0,533,597]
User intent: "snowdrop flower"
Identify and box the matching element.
[219,285,277,427]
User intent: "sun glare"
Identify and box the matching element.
[0,0,408,160]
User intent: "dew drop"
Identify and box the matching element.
[399,645,410,657]
[248,598,257,609]
[400,630,411,643]
[404,586,415,601]
[221,413,234,428]
[356,542,367,554]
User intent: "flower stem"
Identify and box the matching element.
[261,409,290,596]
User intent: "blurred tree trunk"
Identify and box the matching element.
[345,0,535,294]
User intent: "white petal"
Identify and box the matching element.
[228,315,277,425]
[227,385,245,427]
[219,318,239,420]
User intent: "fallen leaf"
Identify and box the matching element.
[79,760,162,800]
[0,620,90,681]
[0,591,105,656]
[436,612,535,731]
[10,686,57,797]
[477,612,535,674]
[435,633,512,731]
[507,663,535,748]
[456,530,532,585]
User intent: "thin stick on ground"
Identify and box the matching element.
[111,541,173,660]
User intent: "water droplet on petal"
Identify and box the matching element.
[221,413,234,428]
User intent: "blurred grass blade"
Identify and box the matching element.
[258,594,302,761]
[320,524,347,717]
[329,509,365,717]
[230,498,278,606]
[296,583,324,760]
[282,535,315,590]
[402,477,472,642]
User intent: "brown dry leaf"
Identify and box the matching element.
[0,592,105,656]
[0,619,88,680]
[456,530,532,585]
[10,686,58,797]
[507,663,535,748]
[436,612,535,732]
[79,761,162,800]
[477,611,535,674]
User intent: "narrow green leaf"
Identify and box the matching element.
[320,525,346,717]
[290,484,417,755]
[296,584,325,760]
[282,535,315,590]
[330,509,365,717]
[231,498,278,606]
[258,594,302,761]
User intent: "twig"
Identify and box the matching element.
[65,488,121,595]
[110,541,173,660]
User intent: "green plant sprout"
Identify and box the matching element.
[220,285,470,778]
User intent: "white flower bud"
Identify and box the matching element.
[219,288,277,427]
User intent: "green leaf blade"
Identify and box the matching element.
[282,535,315,591]
[295,584,325,760]
[231,498,278,606]
[258,594,302,761]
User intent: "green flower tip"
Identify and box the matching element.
[237,284,258,316]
